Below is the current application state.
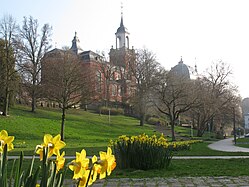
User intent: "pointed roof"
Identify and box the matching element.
[70,32,82,54]
[116,14,129,34]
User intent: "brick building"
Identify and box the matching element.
[41,14,136,109]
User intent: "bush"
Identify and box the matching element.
[147,117,166,126]
[99,107,124,115]
[111,134,173,170]
[110,134,203,170]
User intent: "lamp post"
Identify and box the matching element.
[233,107,236,144]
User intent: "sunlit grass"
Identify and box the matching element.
[0,105,157,156]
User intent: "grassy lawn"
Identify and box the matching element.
[235,137,249,148]
[111,159,249,178]
[1,104,249,179]
[0,105,157,156]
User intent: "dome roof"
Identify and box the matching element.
[170,58,190,79]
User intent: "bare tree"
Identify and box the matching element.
[192,61,239,136]
[154,70,199,141]
[42,49,85,140]
[0,15,18,116]
[16,16,52,112]
[80,67,99,111]
[99,60,115,107]
[131,48,161,126]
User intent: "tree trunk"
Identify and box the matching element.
[171,120,176,141]
[140,113,145,126]
[61,107,66,141]
[31,88,36,112]
[3,88,9,116]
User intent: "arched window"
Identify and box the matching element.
[112,85,117,96]
[96,71,102,92]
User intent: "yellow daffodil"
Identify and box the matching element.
[98,147,116,179]
[78,169,92,187]
[69,149,89,179]
[0,130,14,152]
[91,155,98,182]
[42,134,66,158]
[36,145,44,161]
[55,151,65,172]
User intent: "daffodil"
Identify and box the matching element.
[43,134,66,158]
[36,134,66,160]
[98,147,116,179]
[0,130,14,152]
[69,149,89,179]
[77,169,92,187]
[55,151,65,172]
[91,155,98,183]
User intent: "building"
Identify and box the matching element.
[170,57,190,79]
[41,13,136,109]
[245,114,249,130]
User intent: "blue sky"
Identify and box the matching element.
[1,0,249,98]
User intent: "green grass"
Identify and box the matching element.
[2,104,249,179]
[0,105,247,157]
[235,137,249,148]
[0,105,157,156]
[176,142,249,156]
[111,159,249,178]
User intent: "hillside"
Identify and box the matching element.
[0,105,158,155]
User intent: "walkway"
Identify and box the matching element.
[63,176,249,187]
[208,137,249,152]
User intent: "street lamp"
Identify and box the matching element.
[233,107,236,144]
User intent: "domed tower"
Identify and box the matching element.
[109,6,136,105]
[109,7,135,68]
[170,57,190,79]
[70,32,82,54]
[115,12,130,49]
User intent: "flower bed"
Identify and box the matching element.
[0,130,116,187]
[110,133,202,170]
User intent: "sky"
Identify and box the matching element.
[1,0,249,99]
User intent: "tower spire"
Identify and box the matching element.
[120,2,124,27]
[70,31,82,54]
[115,2,130,49]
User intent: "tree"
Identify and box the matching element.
[131,48,161,126]
[0,15,18,116]
[42,49,85,140]
[192,61,239,136]
[154,70,198,141]
[99,59,115,107]
[16,16,52,112]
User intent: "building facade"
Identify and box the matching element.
[41,14,136,109]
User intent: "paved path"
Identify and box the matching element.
[63,176,249,187]
[208,137,249,152]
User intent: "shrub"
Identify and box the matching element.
[99,107,124,115]
[110,134,203,170]
[147,117,166,126]
[110,134,173,170]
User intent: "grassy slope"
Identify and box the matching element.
[0,105,157,155]
[2,105,249,178]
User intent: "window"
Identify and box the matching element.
[112,85,117,96]
[118,86,121,96]
[96,71,102,92]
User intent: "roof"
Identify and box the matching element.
[116,16,129,34]
[170,57,190,79]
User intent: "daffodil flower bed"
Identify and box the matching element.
[0,130,116,187]
[110,134,202,170]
